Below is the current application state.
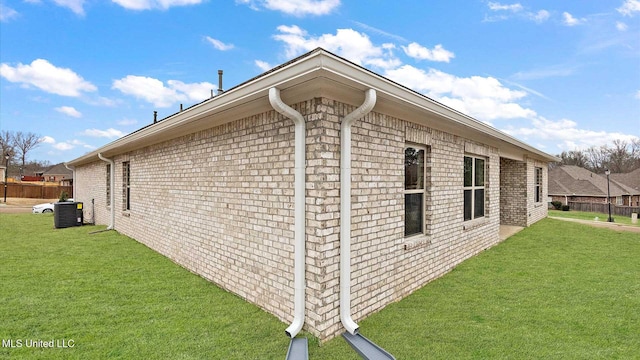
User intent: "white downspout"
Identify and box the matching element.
[63,163,75,199]
[268,87,306,338]
[97,153,115,230]
[340,88,377,335]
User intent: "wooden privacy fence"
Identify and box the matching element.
[568,201,640,217]
[3,183,73,199]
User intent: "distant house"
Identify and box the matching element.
[67,48,557,341]
[549,165,640,206]
[42,163,73,186]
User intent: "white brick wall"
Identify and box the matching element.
[74,96,548,342]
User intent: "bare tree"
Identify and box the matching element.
[12,131,43,168]
[0,130,15,161]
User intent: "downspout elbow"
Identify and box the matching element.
[269,87,306,338]
[340,88,377,335]
[97,153,115,230]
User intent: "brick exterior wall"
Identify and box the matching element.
[74,96,547,342]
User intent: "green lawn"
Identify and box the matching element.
[1,214,639,359]
[549,209,640,227]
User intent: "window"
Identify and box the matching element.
[616,196,623,206]
[405,146,425,237]
[464,155,485,221]
[122,162,130,211]
[106,164,111,206]
[535,167,542,203]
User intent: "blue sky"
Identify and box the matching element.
[1,0,639,164]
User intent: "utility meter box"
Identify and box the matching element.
[54,202,83,228]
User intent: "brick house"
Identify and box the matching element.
[549,165,640,207]
[66,48,557,341]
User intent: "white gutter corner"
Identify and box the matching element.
[268,87,306,338]
[97,153,115,230]
[340,88,377,335]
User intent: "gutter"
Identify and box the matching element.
[97,153,115,230]
[63,163,75,199]
[268,87,306,338]
[340,88,377,335]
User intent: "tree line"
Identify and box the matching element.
[553,139,640,174]
[0,130,49,177]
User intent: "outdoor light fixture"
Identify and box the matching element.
[605,169,612,222]
[4,153,9,203]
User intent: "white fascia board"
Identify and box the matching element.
[67,49,558,166]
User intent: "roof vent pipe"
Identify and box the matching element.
[97,153,115,230]
[217,70,224,95]
[153,111,158,123]
[268,87,306,339]
[340,88,377,335]
[180,104,183,112]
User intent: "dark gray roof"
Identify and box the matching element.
[610,168,640,193]
[548,165,638,197]
[43,163,73,176]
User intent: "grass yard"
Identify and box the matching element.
[1,214,639,359]
[549,209,639,227]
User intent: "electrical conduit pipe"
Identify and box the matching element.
[268,87,306,338]
[97,153,115,230]
[340,88,377,335]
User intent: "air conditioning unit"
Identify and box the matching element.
[54,202,83,229]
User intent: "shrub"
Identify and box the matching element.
[561,205,570,211]
[58,191,69,202]
[551,201,563,210]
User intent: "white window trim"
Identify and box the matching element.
[404,144,427,239]
[464,154,486,222]
[535,167,543,203]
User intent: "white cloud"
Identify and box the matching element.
[487,2,523,12]
[40,136,56,144]
[204,36,234,51]
[384,65,536,121]
[53,0,85,15]
[0,4,19,21]
[512,63,578,80]
[273,25,401,69]
[52,142,74,151]
[111,0,204,11]
[616,21,628,31]
[112,75,214,108]
[562,12,585,26]
[529,10,550,23]
[503,117,640,150]
[55,106,82,118]
[254,60,272,71]
[80,128,125,138]
[402,42,455,63]
[485,2,549,23]
[238,0,340,16]
[0,59,97,97]
[618,0,640,16]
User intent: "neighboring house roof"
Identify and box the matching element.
[610,168,640,193]
[67,48,558,167]
[549,165,639,197]
[43,163,73,177]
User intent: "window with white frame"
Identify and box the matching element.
[405,146,425,237]
[122,162,130,211]
[535,167,543,203]
[616,196,623,206]
[464,155,485,221]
